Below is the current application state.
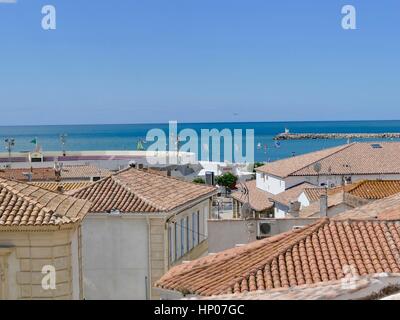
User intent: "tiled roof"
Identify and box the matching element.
[156,218,400,296]
[231,180,273,212]
[299,192,370,218]
[60,164,111,179]
[347,180,400,200]
[270,182,315,207]
[303,180,400,203]
[0,178,91,228]
[256,144,351,177]
[30,181,93,192]
[71,168,217,213]
[190,273,400,300]
[0,168,56,181]
[257,142,400,178]
[335,192,400,220]
[0,164,111,182]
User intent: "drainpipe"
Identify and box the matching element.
[146,216,151,300]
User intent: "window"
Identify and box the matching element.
[192,212,196,248]
[186,216,190,252]
[180,218,184,257]
[174,223,178,260]
[168,225,173,263]
[196,211,200,244]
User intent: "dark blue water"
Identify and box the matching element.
[1,121,400,162]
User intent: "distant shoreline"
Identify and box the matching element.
[274,132,400,140]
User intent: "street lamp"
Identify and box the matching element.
[5,138,15,167]
[59,134,67,156]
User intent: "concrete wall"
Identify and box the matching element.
[256,173,285,194]
[82,215,149,300]
[82,198,212,300]
[0,229,79,300]
[208,218,319,253]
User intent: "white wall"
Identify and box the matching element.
[256,172,285,195]
[167,200,209,264]
[82,215,149,300]
[298,192,310,208]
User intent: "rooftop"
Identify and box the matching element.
[71,167,217,213]
[231,180,274,212]
[190,273,400,300]
[304,180,400,202]
[156,218,400,296]
[0,178,91,228]
[270,182,315,207]
[0,164,111,182]
[335,192,400,220]
[257,142,400,178]
[30,181,93,193]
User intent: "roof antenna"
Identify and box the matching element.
[238,181,256,243]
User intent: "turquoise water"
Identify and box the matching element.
[1,121,400,162]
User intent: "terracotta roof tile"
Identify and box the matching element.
[30,181,93,192]
[256,144,351,177]
[191,273,400,300]
[335,192,400,220]
[0,168,56,181]
[156,218,400,296]
[231,180,273,212]
[71,168,217,213]
[270,182,315,206]
[257,142,400,178]
[60,164,111,179]
[0,178,91,228]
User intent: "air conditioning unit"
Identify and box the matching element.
[257,221,274,238]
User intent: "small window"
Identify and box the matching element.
[186,216,190,252]
[180,218,185,257]
[174,223,178,260]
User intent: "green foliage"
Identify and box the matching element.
[192,177,205,184]
[215,172,238,189]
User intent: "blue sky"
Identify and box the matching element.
[0,0,399,125]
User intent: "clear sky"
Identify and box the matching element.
[0,0,399,125]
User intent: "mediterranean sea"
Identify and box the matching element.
[1,120,400,162]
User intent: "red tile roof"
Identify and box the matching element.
[0,178,91,228]
[71,168,217,213]
[231,180,273,212]
[270,182,315,206]
[0,168,56,181]
[156,218,400,296]
[257,142,400,178]
[335,192,400,220]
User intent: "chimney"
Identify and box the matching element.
[288,201,301,217]
[320,194,328,217]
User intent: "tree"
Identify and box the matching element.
[192,177,205,184]
[216,172,238,195]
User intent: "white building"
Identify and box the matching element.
[244,142,400,217]
[70,167,217,300]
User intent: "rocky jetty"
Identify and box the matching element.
[274,132,400,140]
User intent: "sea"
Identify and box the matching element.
[1,120,400,163]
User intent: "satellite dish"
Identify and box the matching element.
[313,162,322,174]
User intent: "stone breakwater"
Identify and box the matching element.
[274,133,400,140]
